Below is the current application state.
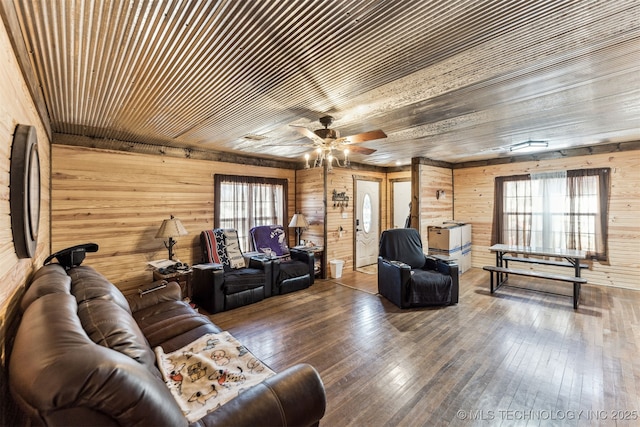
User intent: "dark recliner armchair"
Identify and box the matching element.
[250,225,314,295]
[378,228,459,308]
[192,228,272,313]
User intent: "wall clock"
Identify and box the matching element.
[10,124,40,258]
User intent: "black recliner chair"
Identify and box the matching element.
[378,228,459,308]
[250,225,314,295]
[192,228,272,313]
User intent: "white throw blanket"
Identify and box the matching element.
[155,331,275,422]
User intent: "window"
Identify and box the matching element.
[214,175,287,251]
[491,168,610,260]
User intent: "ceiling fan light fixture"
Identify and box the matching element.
[315,128,339,139]
[295,115,385,169]
[305,146,351,170]
[510,140,548,152]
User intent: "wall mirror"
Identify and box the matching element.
[11,124,40,258]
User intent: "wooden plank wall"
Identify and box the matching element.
[51,143,295,295]
[51,144,640,293]
[295,167,411,275]
[0,17,51,426]
[412,162,455,246]
[454,150,640,290]
[324,168,388,272]
[294,167,325,249]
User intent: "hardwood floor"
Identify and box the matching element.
[208,268,640,426]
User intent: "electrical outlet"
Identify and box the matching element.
[342,212,348,219]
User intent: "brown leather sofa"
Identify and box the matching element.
[9,263,326,426]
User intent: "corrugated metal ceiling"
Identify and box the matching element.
[7,0,640,166]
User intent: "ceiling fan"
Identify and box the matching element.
[291,115,387,161]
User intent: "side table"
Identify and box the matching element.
[293,246,325,279]
[152,268,193,299]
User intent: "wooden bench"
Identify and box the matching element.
[502,255,589,270]
[482,265,587,309]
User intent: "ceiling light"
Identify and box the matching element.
[510,140,548,152]
[304,147,350,171]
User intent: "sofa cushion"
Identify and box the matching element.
[21,264,71,313]
[132,299,221,351]
[223,268,266,294]
[410,269,452,305]
[277,259,310,283]
[68,266,132,314]
[78,299,157,371]
[69,265,156,371]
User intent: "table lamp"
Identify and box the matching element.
[156,215,188,260]
[288,213,309,246]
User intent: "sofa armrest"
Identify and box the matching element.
[247,256,270,269]
[247,257,273,297]
[377,257,412,308]
[191,264,226,313]
[290,249,315,285]
[424,257,459,304]
[445,262,459,304]
[197,363,326,427]
[126,281,182,313]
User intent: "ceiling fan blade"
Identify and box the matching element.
[262,141,316,147]
[343,145,377,155]
[343,129,387,144]
[290,125,325,145]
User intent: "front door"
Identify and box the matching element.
[354,178,380,268]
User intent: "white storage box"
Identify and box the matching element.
[428,224,462,251]
[428,222,472,274]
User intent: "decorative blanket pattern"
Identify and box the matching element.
[251,225,290,256]
[155,332,275,422]
[201,229,246,271]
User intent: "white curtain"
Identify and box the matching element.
[216,176,286,251]
[493,168,609,260]
[530,170,567,249]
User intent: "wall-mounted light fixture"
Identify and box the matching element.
[436,189,446,200]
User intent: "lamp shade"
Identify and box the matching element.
[288,213,309,228]
[156,216,188,238]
